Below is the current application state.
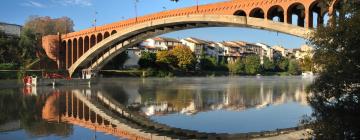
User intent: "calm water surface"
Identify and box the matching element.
[0,76,313,139]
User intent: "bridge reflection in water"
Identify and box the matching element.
[36,77,312,139]
[42,89,175,140]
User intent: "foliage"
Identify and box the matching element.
[138,52,156,69]
[243,55,262,75]
[277,57,289,72]
[287,59,301,75]
[199,56,217,70]
[300,55,313,72]
[156,51,177,70]
[303,0,360,139]
[262,57,275,71]
[170,45,197,71]
[24,16,74,36]
[103,51,128,69]
[0,31,20,64]
[228,59,245,74]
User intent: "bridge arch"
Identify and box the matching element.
[67,39,72,68]
[250,8,265,18]
[287,3,306,27]
[73,38,78,63]
[90,35,96,48]
[68,15,311,76]
[104,32,110,39]
[111,30,117,35]
[79,37,84,58]
[97,33,103,43]
[60,41,66,69]
[267,5,284,22]
[84,36,90,52]
[309,0,328,28]
[233,10,247,16]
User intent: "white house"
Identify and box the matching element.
[140,37,182,51]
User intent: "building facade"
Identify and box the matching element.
[0,22,22,37]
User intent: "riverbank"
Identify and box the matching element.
[99,70,297,78]
[0,70,43,80]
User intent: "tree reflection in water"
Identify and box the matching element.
[0,89,73,137]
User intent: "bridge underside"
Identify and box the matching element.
[68,15,312,76]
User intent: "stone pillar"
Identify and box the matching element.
[66,41,69,69]
[305,7,310,28]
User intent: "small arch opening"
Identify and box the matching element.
[250,8,265,18]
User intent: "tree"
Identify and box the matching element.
[300,55,313,72]
[138,52,156,68]
[199,56,217,70]
[278,57,289,72]
[24,16,74,36]
[0,31,20,64]
[262,57,275,71]
[228,59,245,74]
[103,52,128,69]
[287,59,301,75]
[243,55,261,75]
[302,0,360,139]
[170,45,197,71]
[156,51,177,70]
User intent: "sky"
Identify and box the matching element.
[0,0,307,48]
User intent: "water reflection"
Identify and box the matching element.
[100,77,311,116]
[99,76,313,133]
[0,76,313,139]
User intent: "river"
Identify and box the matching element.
[0,76,313,139]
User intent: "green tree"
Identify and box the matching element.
[300,55,313,72]
[156,51,177,70]
[288,59,301,75]
[170,45,196,71]
[138,52,156,69]
[228,59,245,74]
[103,52,128,69]
[0,31,20,64]
[302,0,360,139]
[199,56,217,70]
[243,55,261,75]
[278,57,289,72]
[262,57,275,71]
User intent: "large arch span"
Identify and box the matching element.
[68,15,311,76]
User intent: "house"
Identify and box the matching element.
[294,45,314,60]
[140,37,182,52]
[217,41,265,63]
[0,22,22,37]
[122,47,142,68]
[255,43,274,60]
[180,37,220,59]
[272,45,291,57]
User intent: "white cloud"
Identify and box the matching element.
[21,0,46,8]
[52,0,92,7]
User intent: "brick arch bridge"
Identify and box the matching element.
[42,0,340,76]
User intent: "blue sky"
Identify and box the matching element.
[0,0,306,48]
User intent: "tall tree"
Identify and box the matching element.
[170,45,197,71]
[303,0,360,139]
[24,16,74,36]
